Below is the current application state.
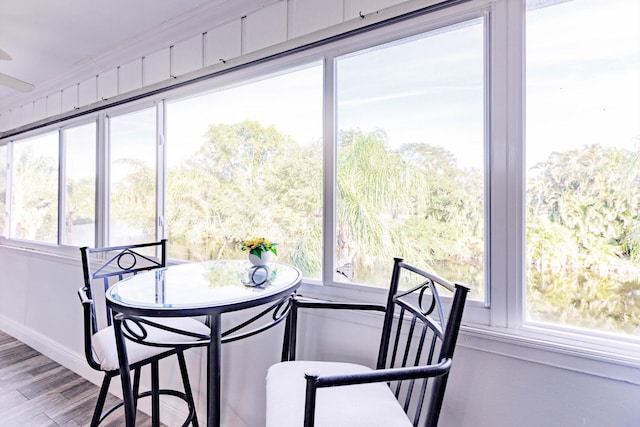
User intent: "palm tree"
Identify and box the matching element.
[336,129,484,288]
[336,129,406,282]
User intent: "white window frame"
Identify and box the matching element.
[0,0,637,378]
[0,115,101,257]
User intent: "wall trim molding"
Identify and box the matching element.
[458,326,640,385]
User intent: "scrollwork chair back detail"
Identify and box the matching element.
[267,257,469,427]
[77,239,208,427]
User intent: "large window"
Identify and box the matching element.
[108,108,158,246]
[3,0,640,351]
[10,132,59,243]
[166,65,323,277]
[526,0,640,335]
[335,18,485,298]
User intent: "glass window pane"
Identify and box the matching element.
[11,132,59,243]
[0,145,6,237]
[526,0,640,335]
[109,108,157,245]
[166,64,323,278]
[64,122,96,246]
[335,19,485,298]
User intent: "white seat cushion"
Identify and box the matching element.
[92,317,209,371]
[266,361,413,427]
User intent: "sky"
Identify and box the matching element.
[166,65,323,168]
[165,18,485,170]
[31,0,638,182]
[525,0,640,168]
[162,0,639,174]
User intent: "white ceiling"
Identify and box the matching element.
[0,0,273,112]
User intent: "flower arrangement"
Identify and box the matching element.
[241,237,278,259]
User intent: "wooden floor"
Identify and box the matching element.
[0,330,157,427]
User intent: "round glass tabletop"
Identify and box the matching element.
[106,260,302,314]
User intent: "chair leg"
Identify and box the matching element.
[281,313,291,362]
[177,351,199,427]
[91,374,111,427]
[113,317,137,427]
[133,367,141,411]
[151,360,160,427]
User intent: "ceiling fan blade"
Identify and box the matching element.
[0,73,35,92]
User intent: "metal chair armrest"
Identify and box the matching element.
[309,358,451,388]
[77,286,102,371]
[283,295,386,362]
[294,296,386,313]
[302,359,452,427]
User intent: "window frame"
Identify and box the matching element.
[0,115,101,255]
[308,5,493,327]
[520,0,640,346]
[162,60,325,266]
[0,0,638,369]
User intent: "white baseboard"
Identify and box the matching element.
[0,314,193,425]
[0,314,101,384]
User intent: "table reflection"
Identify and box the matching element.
[110,260,299,310]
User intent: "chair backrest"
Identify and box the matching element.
[80,240,167,335]
[376,257,469,427]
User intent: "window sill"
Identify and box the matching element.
[455,324,640,384]
[299,281,640,385]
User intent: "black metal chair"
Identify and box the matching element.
[266,257,470,427]
[78,240,210,426]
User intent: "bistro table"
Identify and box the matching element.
[105,259,302,427]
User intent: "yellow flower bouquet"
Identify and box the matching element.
[241,237,278,259]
